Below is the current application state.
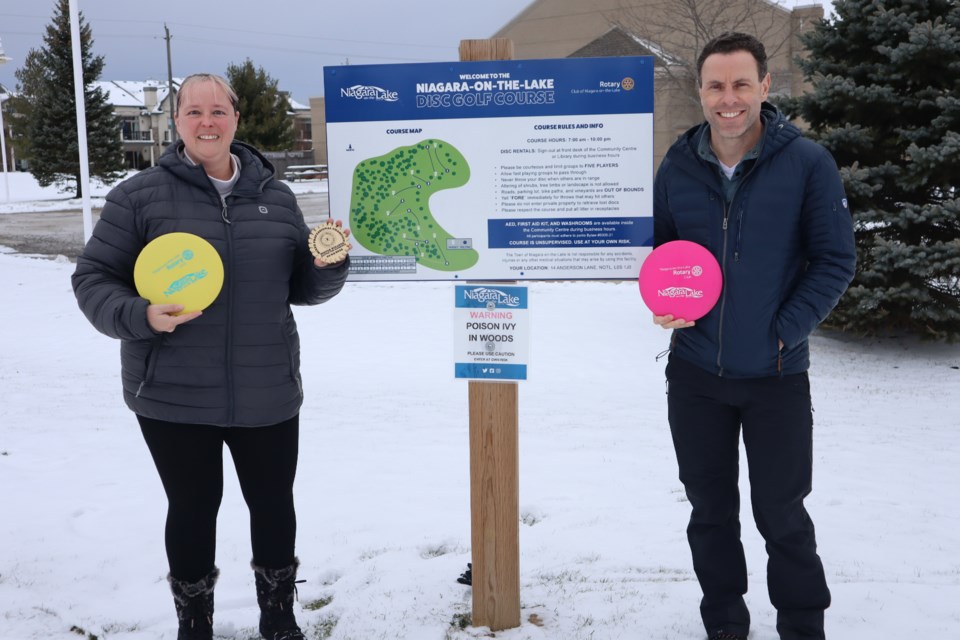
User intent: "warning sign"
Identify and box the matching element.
[454,285,529,381]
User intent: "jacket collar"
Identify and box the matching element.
[159,140,276,197]
[668,102,800,179]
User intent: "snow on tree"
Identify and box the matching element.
[8,0,124,198]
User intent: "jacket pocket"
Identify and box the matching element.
[279,323,303,398]
[136,337,164,397]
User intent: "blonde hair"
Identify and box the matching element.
[175,73,240,114]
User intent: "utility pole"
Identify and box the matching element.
[165,23,177,142]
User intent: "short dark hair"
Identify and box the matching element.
[696,32,768,85]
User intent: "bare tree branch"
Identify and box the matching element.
[609,0,794,108]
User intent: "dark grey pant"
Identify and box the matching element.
[666,356,830,639]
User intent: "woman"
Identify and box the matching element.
[72,73,350,640]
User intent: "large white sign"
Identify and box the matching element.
[324,57,654,281]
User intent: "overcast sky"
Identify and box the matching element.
[1,0,832,105]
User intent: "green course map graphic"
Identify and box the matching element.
[349,139,478,271]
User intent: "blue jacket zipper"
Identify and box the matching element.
[716,199,730,376]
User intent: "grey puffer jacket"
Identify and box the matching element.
[72,141,349,427]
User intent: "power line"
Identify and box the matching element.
[0,13,455,51]
[172,35,450,62]
[163,21,453,51]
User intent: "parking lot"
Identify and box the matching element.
[0,191,331,259]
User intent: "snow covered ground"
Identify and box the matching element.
[0,170,327,214]
[1,172,958,639]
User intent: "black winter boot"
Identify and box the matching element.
[252,558,305,640]
[168,567,219,640]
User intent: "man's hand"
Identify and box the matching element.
[653,313,695,330]
[147,304,201,333]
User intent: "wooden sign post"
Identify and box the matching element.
[460,37,521,633]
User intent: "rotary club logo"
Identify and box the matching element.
[621,77,635,91]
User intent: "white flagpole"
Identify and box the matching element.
[0,41,11,204]
[0,89,10,203]
[68,0,94,243]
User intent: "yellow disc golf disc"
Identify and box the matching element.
[134,233,224,314]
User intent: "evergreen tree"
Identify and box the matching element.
[6,50,43,163]
[226,59,294,151]
[780,0,960,340]
[8,0,123,198]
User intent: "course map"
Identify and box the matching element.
[349,139,478,272]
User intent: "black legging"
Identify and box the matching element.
[138,415,299,582]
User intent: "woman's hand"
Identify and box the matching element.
[147,304,202,333]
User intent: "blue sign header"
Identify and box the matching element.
[455,285,529,310]
[324,57,654,123]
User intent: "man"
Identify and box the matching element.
[652,32,856,640]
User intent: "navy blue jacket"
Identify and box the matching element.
[653,104,855,378]
[73,141,349,426]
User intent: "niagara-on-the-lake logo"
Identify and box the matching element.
[341,85,399,102]
[658,286,704,299]
[164,270,208,297]
[463,287,521,307]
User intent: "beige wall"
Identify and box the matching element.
[652,73,703,165]
[310,97,327,165]
[308,1,821,171]
[494,0,822,167]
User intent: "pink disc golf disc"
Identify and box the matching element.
[638,240,722,321]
